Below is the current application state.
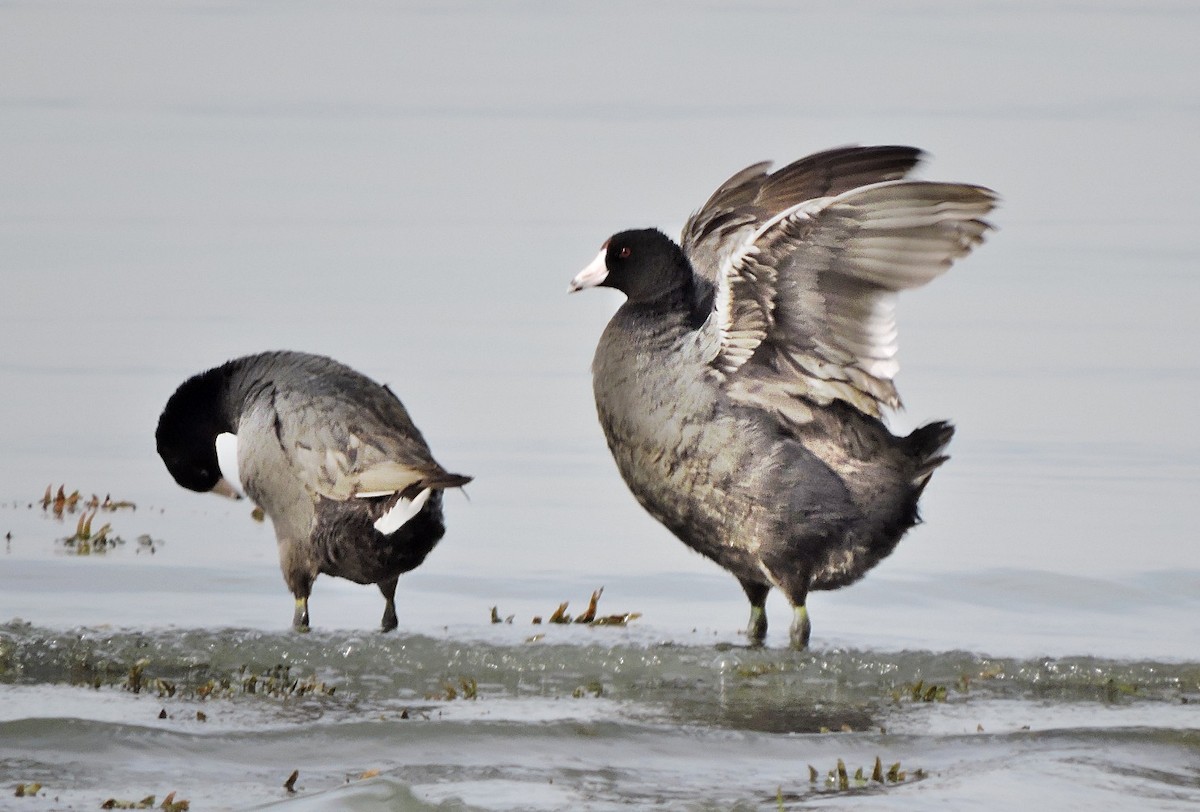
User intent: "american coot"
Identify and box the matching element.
[570,146,996,649]
[156,350,471,632]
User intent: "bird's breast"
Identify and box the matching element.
[591,318,769,556]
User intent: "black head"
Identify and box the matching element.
[568,228,693,304]
[155,365,235,494]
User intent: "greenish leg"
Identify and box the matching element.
[283,555,315,633]
[292,597,311,633]
[746,605,768,645]
[739,579,770,646]
[789,604,811,651]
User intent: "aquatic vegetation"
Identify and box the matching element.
[88,655,338,703]
[1103,678,1139,701]
[101,792,188,810]
[42,485,81,516]
[592,612,642,626]
[426,676,478,701]
[41,484,136,518]
[58,507,125,555]
[93,494,137,512]
[773,757,929,806]
[101,796,154,806]
[572,681,604,698]
[123,658,150,693]
[891,679,949,703]
[547,601,571,624]
[228,664,336,699]
[575,588,602,623]
[36,485,143,555]
[773,756,928,804]
[501,588,643,627]
[946,656,1193,705]
[734,661,784,679]
[135,534,161,554]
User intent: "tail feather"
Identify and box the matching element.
[371,472,471,536]
[424,472,473,491]
[809,419,954,593]
[906,420,954,489]
[374,487,433,536]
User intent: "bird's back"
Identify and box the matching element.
[224,351,464,552]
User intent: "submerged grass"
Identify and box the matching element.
[29,485,152,556]
[508,587,643,628]
[41,485,136,519]
[769,756,928,807]
[101,791,189,810]
[425,676,478,701]
[120,661,337,701]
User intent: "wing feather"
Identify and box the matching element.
[705,178,997,421]
[682,146,925,284]
[274,385,470,503]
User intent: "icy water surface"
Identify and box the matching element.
[3,623,1199,810]
[2,0,1199,809]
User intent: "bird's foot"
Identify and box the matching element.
[789,604,811,650]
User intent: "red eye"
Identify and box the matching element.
[618,246,632,258]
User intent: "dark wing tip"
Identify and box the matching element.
[434,472,473,489]
[759,145,925,202]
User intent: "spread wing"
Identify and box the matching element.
[273,384,470,503]
[698,178,997,424]
[681,145,925,285]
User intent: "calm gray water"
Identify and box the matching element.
[2,1,1198,809]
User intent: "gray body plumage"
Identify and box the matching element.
[593,295,931,595]
[156,350,470,631]
[573,146,995,647]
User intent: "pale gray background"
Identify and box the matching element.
[1,0,1196,657]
